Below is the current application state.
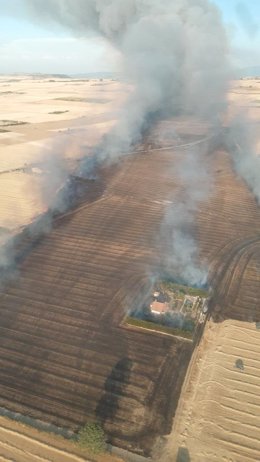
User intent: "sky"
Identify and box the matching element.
[0,0,259,75]
[214,0,260,69]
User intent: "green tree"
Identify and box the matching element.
[77,423,106,454]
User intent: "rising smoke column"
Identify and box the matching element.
[14,0,231,285]
[161,140,211,286]
[21,0,229,160]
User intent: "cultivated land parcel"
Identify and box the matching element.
[0,76,259,461]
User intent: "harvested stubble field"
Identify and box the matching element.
[0,139,198,455]
[163,82,260,462]
[0,75,127,234]
[0,77,260,461]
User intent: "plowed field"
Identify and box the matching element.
[0,79,259,460]
[162,145,260,461]
[0,141,198,455]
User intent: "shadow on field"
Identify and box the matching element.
[176,446,191,462]
[96,357,133,426]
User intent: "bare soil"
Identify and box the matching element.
[1,77,260,461]
[0,144,195,455]
[160,79,260,462]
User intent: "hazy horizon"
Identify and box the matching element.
[0,0,259,75]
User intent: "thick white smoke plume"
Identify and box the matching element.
[21,0,229,160]
[3,0,231,287]
[162,142,211,286]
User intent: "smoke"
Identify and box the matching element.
[226,115,260,203]
[0,227,21,287]
[161,142,211,286]
[14,1,258,290]
[36,138,72,213]
[2,0,232,288]
[20,0,230,162]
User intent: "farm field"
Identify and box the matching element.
[0,146,195,454]
[0,75,127,234]
[0,416,90,462]
[0,140,199,453]
[0,77,259,459]
[0,77,210,454]
[161,80,260,462]
[0,415,125,462]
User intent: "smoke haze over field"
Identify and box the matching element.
[7,1,260,288]
[227,116,260,204]
[21,0,230,157]
[162,142,211,286]
[0,0,231,286]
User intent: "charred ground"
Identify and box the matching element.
[0,141,195,455]
[0,123,259,457]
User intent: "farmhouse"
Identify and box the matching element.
[150,300,169,315]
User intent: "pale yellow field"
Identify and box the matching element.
[227,79,260,154]
[0,416,124,462]
[163,319,260,462]
[0,75,127,233]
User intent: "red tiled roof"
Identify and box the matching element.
[150,301,169,314]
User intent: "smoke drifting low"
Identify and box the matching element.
[0,232,16,285]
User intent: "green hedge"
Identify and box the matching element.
[159,281,208,297]
[125,317,193,340]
